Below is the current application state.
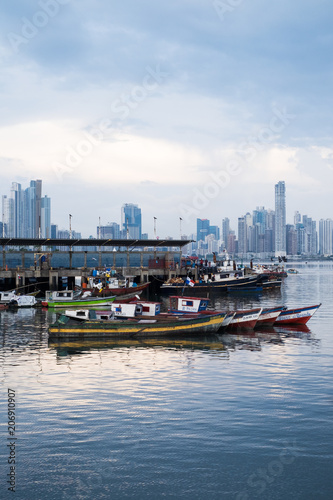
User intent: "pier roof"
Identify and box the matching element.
[0,238,193,249]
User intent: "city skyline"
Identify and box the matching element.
[0,1,332,237]
[1,178,333,257]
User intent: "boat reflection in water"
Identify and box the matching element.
[48,336,228,361]
[48,323,317,360]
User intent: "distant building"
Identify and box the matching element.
[197,218,210,242]
[319,219,333,256]
[222,218,230,250]
[286,224,297,255]
[97,222,120,239]
[238,217,247,255]
[121,203,142,239]
[275,181,286,257]
[1,179,49,238]
[41,196,51,238]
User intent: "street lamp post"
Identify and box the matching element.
[69,214,72,239]
[154,217,157,239]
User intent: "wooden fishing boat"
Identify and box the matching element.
[48,310,227,339]
[220,311,235,328]
[255,306,285,327]
[0,291,17,304]
[86,272,150,297]
[227,308,262,330]
[1,291,37,308]
[161,267,260,294]
[42,290,117,308]
[274,304,321,325]
[0,303,8,310]
[8,295,37,308]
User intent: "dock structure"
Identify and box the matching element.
[0,238,194,292]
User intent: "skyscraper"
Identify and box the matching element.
[41,195,51,238]
[275,181,286,257]
[1,179,50,238]
[319,219,333,256]
[222,218,230,249]
[2,195,14,237]
[196,219,210,242]
[121,204,142,239]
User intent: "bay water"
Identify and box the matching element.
[0,262,332,499]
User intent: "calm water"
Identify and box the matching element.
[1,263,333,499]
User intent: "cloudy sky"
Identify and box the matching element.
[0,0,332,238]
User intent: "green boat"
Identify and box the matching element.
[42,290,117,308]
[48,311,227,339]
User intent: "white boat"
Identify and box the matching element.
[0,291,17,304]
[8,295,37,308]
[1,291,37,308]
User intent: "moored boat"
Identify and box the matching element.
[227,308,262,330]
[1,290,37,308]
[0,291,18,304]
[8,295,37,308]
[274,304,321,325]
[48,310,227,339]
[42,290,117,308]
[161,266,260,294]
[255,306,286,327]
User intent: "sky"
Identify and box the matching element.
[0,0,332,238]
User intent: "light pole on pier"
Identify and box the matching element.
[154,217,157,239]
[69,214,72,239]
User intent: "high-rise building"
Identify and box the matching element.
[275,181,286,257]
[2,195,14,237]
[286,224,297,255]
[121,203,142,239]
[1,179,48,238]
[238,216,247,254]
[319,219,333,256]
[222,218,230,249]
[208,225,220,240]
[196,219,210,242]
[98,222,120,239]
[41,196,51,238]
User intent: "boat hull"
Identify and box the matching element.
[274,304,321,325]
[92,282,150,297]
[48,312,226,339]
[255,307,285,327]
[227,308,262,331]
[44,296,116,308]
[161,276,259,294]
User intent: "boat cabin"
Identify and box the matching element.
[169,296,210,313]
[45,290,77,302]
[0,291,17,304]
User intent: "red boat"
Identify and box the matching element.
[91,281,150,297]
[227,308,262,330]
[255,306,286,327]
[0,304,8,310]
[274,304,321,325]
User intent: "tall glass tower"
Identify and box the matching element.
[275,181,286,257]
[121,204,142,239]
